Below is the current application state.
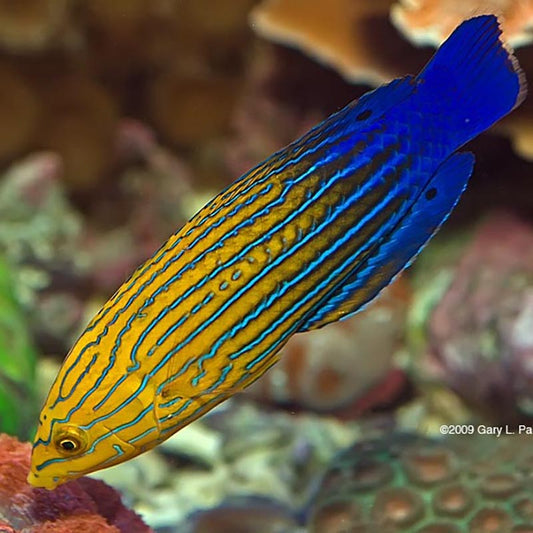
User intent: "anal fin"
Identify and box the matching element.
[298,151,474,332]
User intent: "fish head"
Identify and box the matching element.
[27,363,161,490]
[27,380,234,489]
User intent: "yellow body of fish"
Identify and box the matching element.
[28,14,525,489]
[29,139,388,489]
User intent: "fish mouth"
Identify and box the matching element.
[27,469,61,490]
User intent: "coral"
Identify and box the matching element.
[0,434,152,532]
[426,213,533,424]
[391,0,533,48]
[308,432,533,532]
[37,75,119,191]
[248,278,410,414]
[0,152,88,352]
[250,0,430,84]
[0,62,40,162]
[0,0,72,52]
[496,79,533,160]
[133,401,361,529]
[148,74,239,148]
[176,0,258,38]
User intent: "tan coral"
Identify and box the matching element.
[492,46,533,160]
[0,62,40,162]
[0,0,71,51]
[250,0,429,84]
[37,75,119,190]
[83,0,154,33]
[148,74,240,148]
[176,0,259,37]
[497,97,533,159]
[391,0,533,48]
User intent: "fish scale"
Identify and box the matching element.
[28,15,526,489]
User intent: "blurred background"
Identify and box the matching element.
[0,1,531,532]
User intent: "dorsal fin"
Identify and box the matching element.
[336,75,415,128]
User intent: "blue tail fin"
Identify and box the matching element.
[416,15,526,145]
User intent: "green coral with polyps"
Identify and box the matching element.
[309,433,533,532]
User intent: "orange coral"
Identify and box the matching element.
[391,0,533,48]
[250,0,429,84]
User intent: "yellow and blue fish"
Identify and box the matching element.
[28,15,525,489]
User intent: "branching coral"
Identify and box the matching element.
[0,434,152,532]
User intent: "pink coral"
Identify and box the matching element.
[0,434,151,533]
[427,212,533,424]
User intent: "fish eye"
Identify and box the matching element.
[59,438,78,452]
[53,426,88,456]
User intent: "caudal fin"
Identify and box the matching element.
[416,15,526,144]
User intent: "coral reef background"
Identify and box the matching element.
[0,1,531,531]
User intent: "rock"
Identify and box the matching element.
[181,497,300,533]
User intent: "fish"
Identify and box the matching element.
[28,14,525,489]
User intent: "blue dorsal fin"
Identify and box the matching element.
[219,74,416,190]
[297,151,474,332]
[337,75,415,127]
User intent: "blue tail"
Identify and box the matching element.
[415,15,526,146]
